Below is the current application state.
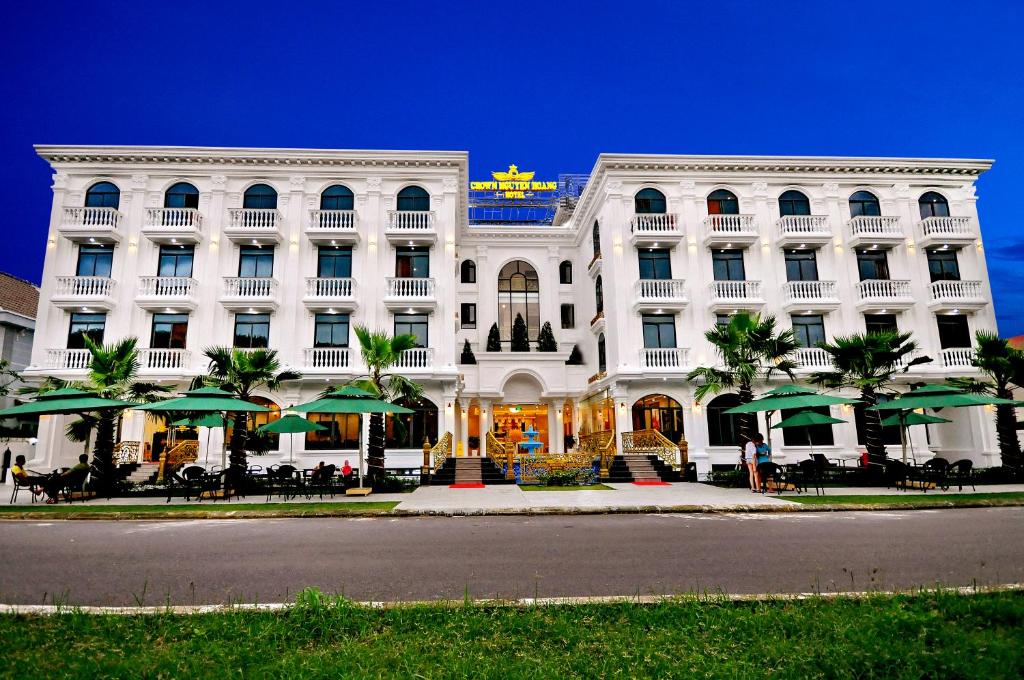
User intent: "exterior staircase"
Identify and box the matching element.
[121,462,161,485]
[430,456,513,485]
[605,455,680,483]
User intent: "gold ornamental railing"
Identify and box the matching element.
[431,431,453,472]
[157,440,200,482]
[578,430,616,477]
[486,431,517,480]
[621,429,682,470]
[112,440,141,465]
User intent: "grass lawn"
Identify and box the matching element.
[519,484,614,491]
[0,501,399,517]
[3,590,1022,678]
[788,492,1024,507]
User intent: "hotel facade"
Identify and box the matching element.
[25,146,1000,475]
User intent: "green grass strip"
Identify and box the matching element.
[3,589,1022,678]
[788,492,1024,506]
[518,484,614,491]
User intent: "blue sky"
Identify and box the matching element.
[2,1,1022,332]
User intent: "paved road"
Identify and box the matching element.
[1,508,1022,606]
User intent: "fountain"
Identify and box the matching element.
[518,426,543,456]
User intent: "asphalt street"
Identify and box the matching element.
[1,507,1022,606]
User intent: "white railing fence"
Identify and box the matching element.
[630,213,678,232]
[635,279,687,300]
[145,208,202,231]
[309,209,357,230]
[54,276,115,297]
[856,279,912,299]
[228,209,280,230]
[639,347,689,369]
[222,277,278,297]
[304,347,353,369]
[710,280,762,299]
[305,277,355,297]
[138,276,196,297]
[62,207,121,229]
[386,277,436,297]
[387,210,434,230]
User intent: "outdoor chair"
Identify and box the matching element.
[811,453,845,481]
[9,474,40,504]
[266,465,302,501]
[884,460,910,491]
[308,464,337,500]
[796,459,824,496]
[57,467,91,504]
[757,462,793,495]
[166,465,207,502]
[920,458,950,492]
[946,459,976,492]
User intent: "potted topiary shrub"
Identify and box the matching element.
[511,313,530,352]
[468,435,480,456]
[537,321,557,352]
[565,345,583,365]
[486,323,502,352]
[460,339,476,364]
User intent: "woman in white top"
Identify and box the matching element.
[743,438,760,492]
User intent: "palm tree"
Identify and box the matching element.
[197,347,301,470]
[352,325,423,482]
[809,331,929,464]
[686,312,799,443]
[948,331,1024,467]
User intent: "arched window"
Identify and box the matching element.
[632,394,684,444]
[397,185,430,211]
[849,190,880,218]
[634,188,666,214]
[594,275,604,314]
[597,333,607,373]
[918,191,950,219]
[778,190,811,217]
[706,393,742,447]
[559,260,573,284]
[498,260,539,343]
[85,181,120,209]
[385,396,439,448]
[707,189,739,215]
[243,184,278,209]
[592,221,601,259]
[460,259,476,283]
[320,184,354,211]
[164,182,199,209]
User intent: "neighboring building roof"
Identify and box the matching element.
[0,272,39,320]
[1009,336,1024,350]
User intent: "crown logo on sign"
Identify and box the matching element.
[491,164,535,182]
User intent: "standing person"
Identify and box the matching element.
[753,433,772,493]
[743,437,760,492]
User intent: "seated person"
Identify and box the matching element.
[42,454,91,504]
[341,459,353,479]
[10,454,47,496]
[310,461,327,483]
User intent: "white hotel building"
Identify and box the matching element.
[25,146,1001,475]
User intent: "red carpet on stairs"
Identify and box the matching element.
[449,483,486,489]
[632,481,670,486]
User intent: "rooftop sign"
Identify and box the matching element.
[470,164,557,199]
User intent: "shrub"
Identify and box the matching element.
[460,339,476,365]
[486,323,502,352]
[511,314,530,352]
[565,345,583,365]
[537,321,558,351]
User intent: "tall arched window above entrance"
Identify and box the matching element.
[706,393,742,447]
[595,275,604,314]
[597,333,607,373]
[460,259,476,283]
[918,191,950,219]
[385,396,439,448]
[707,189,739,215]
[849,190,880,217]
[634,188,666,214]
[164,182,199,209]
[778,190,811,216]
[243,184,278,209]
[592,221,601,259]
[85,181,120,208]
[397,185,430,211]
[632,394,684,444]
[498,260,539,344]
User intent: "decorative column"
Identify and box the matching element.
[458,398,469,458]
[442,388,457,442]
[553,399,567,453]
[546,400,558,453]
[611,383,631,453]
[479,398,491,458]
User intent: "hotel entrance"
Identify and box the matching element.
[491,404,549,453]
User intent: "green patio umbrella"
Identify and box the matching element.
[880,412,951,428]
[258,413,325,464]
[770,409,847,460]
[724,385,860,448]
[171,413,227,467]
[0,387,137,417]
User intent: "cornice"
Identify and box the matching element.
[594,153,993,177]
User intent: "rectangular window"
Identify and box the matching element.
[314,313,349,348]
[791,314,826,348]
[864,314,898,335]
[638,248,672,280]
[780,406,835,446]
[395,247,429,278]
[926,249,960,282]
[305,412,361,450]
[937,314,971,349]
[317,246,352,278]
[856,250,889,281]
[712,249,745,281]
[239,246,274,278]
[784,250,818,282]
[715,313,734,327]
[67,312,106,348]
[642,314,677,349]
[76,244,113,277]
[560,303,576,329]
[394,313,428,347]
[157,245,194,278]
[150,313,188,349]
[233,313,270,348]
[460,303,476,329]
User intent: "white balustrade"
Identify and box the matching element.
[138,276,196,298]
[630,213,678,233]
[304,347,352,369]
[45,349,91,370]
[856,279,912,300]
[386,277,436,298]
[310,209,357,231]
[62,207,121,230]
[305,277,355,298]
[848,215,902,238]
[228,208,280,230]
[929,279,983,301]
[387,210,434,231]
[940,347,976,368]
[794,347,831,369]
[704,214,756,234]
[54,276,116,297]
[140,348,190,370]
[395,348,434,369]
[783,280,837,302]
[920,216,972,238]
[635,279,687,300]
[777,215,829,236]
[144,208,202,231]
[222,277,278,298]
[640,347,688,369]
[709,280,762,300]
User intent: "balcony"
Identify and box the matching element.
[59,207,123,243]
[590,310,606,334]
[702,214,758,248]
[855,279,914,312]
[303,277,358,311]
[138,349,192,373]
[394,347,434,371]
[918,216,974,249]
[383,277,437,310]
[141,208,203,244]
[629,213,682,247]
[306,209,359,245]
[793,347,831,371]
[939,347,977,371]
[927,279,986,313]
[224,209,283,244]
[639,347,689,371]
[44,349,91,371]
[135,277,198,311]
[220,277,280,311]
[846,216,903,249]
[633,279,688,311]
[304,347,356,372]
[781,280,840,313]
[776,215,832,247]
[385,210,436,245]
[707,280,764,312]
[52,276,117,311]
